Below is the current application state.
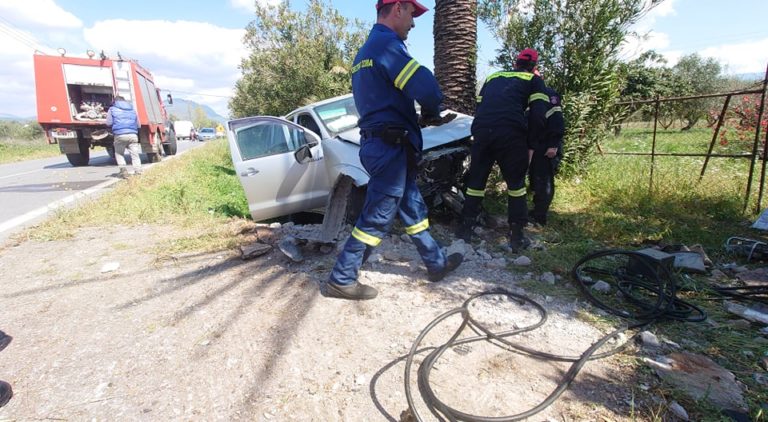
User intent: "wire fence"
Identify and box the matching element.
[602,64,768,212]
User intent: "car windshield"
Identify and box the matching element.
[200,128,215,133]
[313,97,359,136]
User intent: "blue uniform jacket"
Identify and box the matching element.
[472,70,548,145]
[541,86,565,151]
[351,24,443,154]
[106,100,139,136]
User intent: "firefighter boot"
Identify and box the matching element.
[325,280,378,300]
[508,223,531,253]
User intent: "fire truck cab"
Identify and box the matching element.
[33,52,176,166]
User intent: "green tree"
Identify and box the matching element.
[192,106,216,129]
[434,0,477,115]
[671,54,724,130]
[478,0,664,172]
[230,0,367,118]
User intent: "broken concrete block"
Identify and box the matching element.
[278,236,303,262]
[724,301,768,325]
[671,251,707,273]
[240,242,272,260]
[487,258,507,269]
[644,352,747,412]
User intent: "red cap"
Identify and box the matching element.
[376,0,429,17]
[517,48,538,62]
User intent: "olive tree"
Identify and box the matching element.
[478,0,664,172]
[230,0,367,118]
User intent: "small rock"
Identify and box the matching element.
[282,222,294,228]
[368,253,384,263]
[513,256,531,266]
[709,269,728,281]
[742,350,755,358]
[269,222,282,229]
[355,375,366,385]
[639,331,661,348]
[608,333,627,345]
[540,272,556,285]
[319,244,334,254]
[754,373,768,386]
[760,356,768,371]
[761,326,768,335]
[477,250,492,260]
[668,400,689,421]
[487,258,507,269]
[581,275,593,283]
[240,242,272,260]
[592,280,611,293]
[100,262,120,273]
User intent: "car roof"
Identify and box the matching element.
[286,93,353,116]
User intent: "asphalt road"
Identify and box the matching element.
[0,140,203,243]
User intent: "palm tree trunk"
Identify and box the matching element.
[433,0,477,115]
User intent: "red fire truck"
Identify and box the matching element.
[33,52,177,166]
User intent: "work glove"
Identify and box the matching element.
[418,112,457,128]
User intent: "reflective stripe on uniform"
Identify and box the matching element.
[485,71,533,83]
[405,219,430,235]
[529,93,549,103]
[476,95,483,103]
[466,187,485,197]
[351,227,382,246]
[546,106,562,119]
[508,187,527,197]
[395,59,420,90]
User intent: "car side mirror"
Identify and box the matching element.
[294,144,313,164]
[305,130,320,147]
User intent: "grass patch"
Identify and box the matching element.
[26,139,253,253]
[0,138,61,163]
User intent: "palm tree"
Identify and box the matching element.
[433,0,477,115]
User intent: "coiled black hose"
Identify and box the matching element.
[403,250,707,421]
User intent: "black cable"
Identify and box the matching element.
[402,250,708,421]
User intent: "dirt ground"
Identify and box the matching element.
[0,222,657,421]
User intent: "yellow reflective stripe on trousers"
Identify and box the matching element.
[529,93,549,103]
[476,95,483,103]
[508,187,527,197]
[351,227,382,246]
[405,219,429,235]
[466,187,485,197]
[395,59,420,90]
[546,106,562,119]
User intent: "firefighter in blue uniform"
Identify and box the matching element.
[528,84,564,225]
[325,0,463,300]
[456,48,548,251]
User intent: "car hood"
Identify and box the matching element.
[335,113,473,150]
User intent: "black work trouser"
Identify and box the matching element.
[461,127,529,227]
[528,149,556,223]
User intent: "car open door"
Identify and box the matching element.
[227,116,330,221]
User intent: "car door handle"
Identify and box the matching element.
[240,168,260,177]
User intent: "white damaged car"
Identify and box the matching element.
[226,94,472,242]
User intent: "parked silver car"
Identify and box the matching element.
[198,127,217,141]
[227,94,473,241]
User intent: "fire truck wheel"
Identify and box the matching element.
[65,139,90,167]
[163,128,178,155]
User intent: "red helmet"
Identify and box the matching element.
[517,48,539,62]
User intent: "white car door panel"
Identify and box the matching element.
[227,116,329,221]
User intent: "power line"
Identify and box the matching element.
[161,89,233,99]
[0,16,52,53]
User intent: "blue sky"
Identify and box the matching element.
[0,0,766,119]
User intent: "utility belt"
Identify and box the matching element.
[361,126,409,146]
[361,126,419,170]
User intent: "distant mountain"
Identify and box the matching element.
[0,114,36,122]
[736,72,764,82]
[165,98,227,123]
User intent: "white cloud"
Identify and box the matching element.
[620,0,676,61]
[0,0,82,29]
[700,38,768,74]
[83,19,247,117]
[230,0,282,12]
